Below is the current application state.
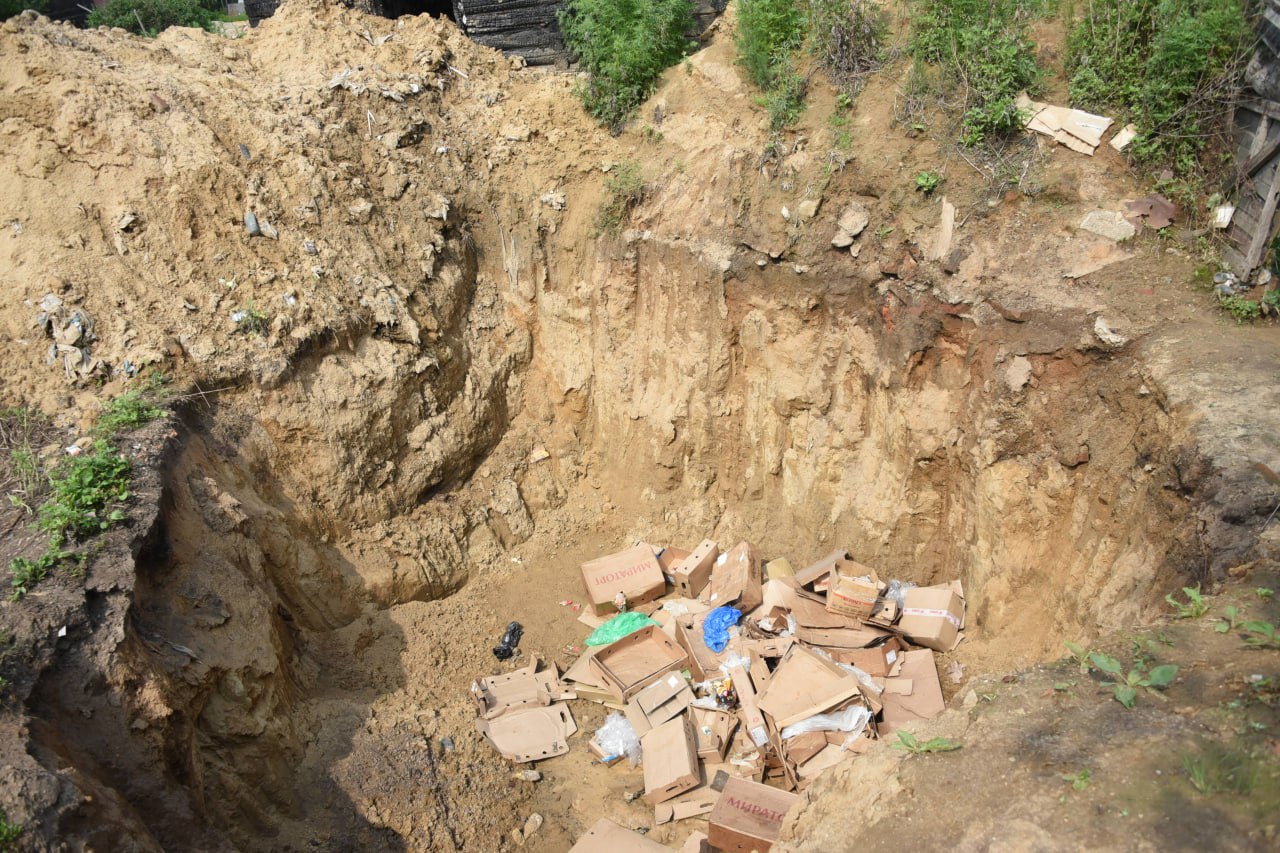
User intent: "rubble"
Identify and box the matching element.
[470,537,969,848]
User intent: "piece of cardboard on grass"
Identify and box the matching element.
[641,713,701,805]
[569,818,675,853]
[471,656,574,720]
[756,644,865,730]
[581,544,668,616]
[825,560,883,619]
[707,540,763,613]
[899,581,965,652]
[880,648,946,724]
[707,776,799,853]
[674,613,730,681]
[590,625,690,702]
[476,703,577,763]
[673,539,718,598]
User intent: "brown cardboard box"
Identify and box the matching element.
[899,583,965,652]
[825,560,883,619]
[793,548,849,588]
[764,557,795,580]
[674,613,729,681]
[728,663,769,748]
[651,544,692,585]
[708,541,763,613]
[674,539,718,598]
[691,707,738,760]
[880,648,946,724]
[475,703,577,763]
[641,714,701,805]
[832,638,908,677]
[707,777,799,853]
[581,544,668,616]
[590,626,690,701]
[756,645,864,729]
[625,671,694,735]
[470,656,574,719]
[794,623,892,649]
[569,818,674,853]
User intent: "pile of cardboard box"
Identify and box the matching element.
[473,539,966,852]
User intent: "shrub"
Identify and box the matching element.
[736,0,806,89]
[86,0,217,35]
[594,161,645,236]
[807,0,889,85]
[1067,0,1251,177]
[0,0,46,19]
[559,0,695,130]
[760,59,807,129]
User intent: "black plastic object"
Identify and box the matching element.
[493,621,523,660]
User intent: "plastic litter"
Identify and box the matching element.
[585,611,659,646]
[702,606,742,653]
[492,621,523,660]
[595,712,642,765]
[884,580,917,608]
[780,705,872,740]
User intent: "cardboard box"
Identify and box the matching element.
[794,623,892,650]
[825,560,883,619]
[899,583,965,652]
[569,818,673,853]
[651,544,692,585]
[764,557,795,580]
[708,541,763,613]
[589,625,689,701]
[470,656,574,719]
[755,645,864,729]
[674,613,730,681]
[831,638,907,678]
[641,714,701,805]
[475,703,577,763]
[880,649,946,724]
[692,707,738,760]
[707,777,799,853]
[728,664,768,747]
[588,736,625,766]
[673,539,718,598]
[793,548,848,588]
[581,544,667,616]
[625,671,694,735]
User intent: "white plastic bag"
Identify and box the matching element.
[595,711,642,766]
[780,705,872,740]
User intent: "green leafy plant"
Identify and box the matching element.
[1064,640,1092,673]
[1089,652,1178,708]
[1255,587,1274,600]
[915,170,942,194]
[893,731,962,753]
[0,807,21,850]
[1240,620,1280,649]
[559,0,695,130]
[1062,768,1092,791]
[94,389,166,438]
[735,0,805,90]
[594,161,646,236]
[1165,585,1210,618]
[1215,605,1243,633]
[1066,0,1251,183]
[86,0,220,34]
[1181,742,1258,795]
[1,406,56,514]
[759,61,807,130]
[233,301,269,336]
[1218,295,1261,324]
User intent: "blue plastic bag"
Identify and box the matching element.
[702,606,742,653]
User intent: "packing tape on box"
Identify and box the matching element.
[902,607,962,628]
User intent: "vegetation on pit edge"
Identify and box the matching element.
[5,380,169,599]
[86,0,235,36]
[0,807,22,851]
[594,160,646,236]
[0,0,46,20]
[558,0,696,130]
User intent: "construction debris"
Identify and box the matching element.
[470,539,969,849]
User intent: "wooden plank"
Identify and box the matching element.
[1244,167,1280,273]
[1238,96,1280,123]
[1224,133,1280,192]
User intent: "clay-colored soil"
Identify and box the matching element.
[0,0,1277,849]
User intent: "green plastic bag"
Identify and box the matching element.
[585,611,659,646]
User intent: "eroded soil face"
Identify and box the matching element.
[0,1,1278,850]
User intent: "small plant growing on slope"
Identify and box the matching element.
[0,807,22,850]
[1089,652,1178,709]
[94,387,166,437]
[1166,585,1210,618]
[1240,619,1280,650]
[594,161,645,237]
[915,170,942,194]
[893,731,962,753]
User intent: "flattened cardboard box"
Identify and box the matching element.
[475,703,577,763]
[625,671,694,735]
[673,538,718,598]
[880,648,946,724]
[825,559,883,619]
[569,817,673,853]
[707,776,798,853]
[581,544,667,616]
[756,644,864,729]
[899,582,965,652]
[471,656,574,719]
[641,713,701,805]
[793,548,848,588]
[589,625,689,701]
[708,540,763,613]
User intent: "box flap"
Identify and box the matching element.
[475,703,577,763]
[707,540,763,613]
[568,818,675,852]
[756,645,863,729]
[880,649,945,723]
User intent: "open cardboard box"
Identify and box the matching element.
[825,559,883,619]
[470,656,574,720]
[650,543,692,586]
[691,707,738,760]
[589,625,689,702]
[674,613,730,681]
[707,776,799,853]
[641,713,701,805]
[581,544,668,616]
[625,671,694,736]
[707,540,763,613]
[673,539,718,598]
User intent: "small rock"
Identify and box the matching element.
[522,814,543,838]
[540,190,566,210]
[1004,356,1032,392]
[781,205,790,221]
[797,199,820,220]
[1093,317,1128,348]
[831,201,870,247]
[500,124,531,142]
[349,199,374,224]
[259,218,279,240]
[515,769,542,782]
[303,240,318,255]
[530,446,550,464]
[149,93,169,112]
[1080,210,1136,242]
[439,736,454,752]
[244,211,261,237]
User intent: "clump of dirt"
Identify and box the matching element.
[0,0,1277,850]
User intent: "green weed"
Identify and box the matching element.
[0,807,21,850]
[735,0,804,90]
[1062,768,1092,791]
[1218,295,1261,324]
[233,301,269,335]
[1089,652,1178,708]
[915,170,942,194]
[1255,587,1275,600]
[94,389,166,438]
[760,62,807,130]
[1181,742,1258,795]
[1241,620,1280,650]
[558,0,695,130]
[594,161,646,237]
[1166,585,1210,618]
[1216,605,1243,633]
[893,731,962,753]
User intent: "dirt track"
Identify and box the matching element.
[0,1,1278,849]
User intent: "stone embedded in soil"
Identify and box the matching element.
[831,201,870,247]
[1079,210,1136,242]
